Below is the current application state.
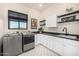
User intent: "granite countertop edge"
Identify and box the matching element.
[32,31,79,41]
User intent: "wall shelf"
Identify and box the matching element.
[57,10,79,23]
[58,19,79,23]
[57,10,79,18]
[40,20,46,27]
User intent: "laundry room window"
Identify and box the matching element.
[8,10,28,30]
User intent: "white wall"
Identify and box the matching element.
[0,3,40,35]
[0,3,79,35]
[41,3,79,35]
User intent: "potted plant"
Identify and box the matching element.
[38,27,44,33]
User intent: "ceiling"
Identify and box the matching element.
[22,3,53,11]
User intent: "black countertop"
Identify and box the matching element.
[42,33,79,41]
[32,31,79,41]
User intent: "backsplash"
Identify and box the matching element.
[44,21,79,35]
[58,21,79,34]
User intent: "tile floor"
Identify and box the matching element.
[19,44,58,56]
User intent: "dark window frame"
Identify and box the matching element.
[8,10,28,30]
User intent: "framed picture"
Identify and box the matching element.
[31,18,37,29]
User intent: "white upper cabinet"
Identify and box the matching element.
[46,15,57,27]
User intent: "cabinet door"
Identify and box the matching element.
[39,34,48,46]
[40,35,54,50]
[35,34,40,45]
[46,15,57,27]
[35,34,45,45]
[64,44,79,56]
[53,37,64,55]
[36,34,54,50]
[64,39,79,56]
[35,34,38,45]
[46,36,54,50]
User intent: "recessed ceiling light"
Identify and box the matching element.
[38,3,47,7]
[39,4,43,7]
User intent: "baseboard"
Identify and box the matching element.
[35,43,41,46]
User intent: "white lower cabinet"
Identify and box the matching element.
[35,34,79,56]
[35,34,64,55]
[64,39,79,56]
[38,34,64,55]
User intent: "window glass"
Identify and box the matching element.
[20,21,27,28]
[9,20,18,29]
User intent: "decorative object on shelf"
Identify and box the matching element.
[61,15,76,22]
[31,18,37,29]
[66,7,73,12]
[38,27,44,33]
[57,10,79,23]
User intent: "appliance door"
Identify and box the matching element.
[23,35,35,52]
[3,34,22,56]
[3,36,15,56]
[23,35,34,45]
